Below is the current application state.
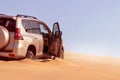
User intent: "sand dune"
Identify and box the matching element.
[0,52,120,80]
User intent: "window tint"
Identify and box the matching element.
[22,20,30,29]
[0,18,15,32]
[39,24,48,34]
[53,23,59,34]
[22,20,40,34]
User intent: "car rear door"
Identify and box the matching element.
[22,20,43,56]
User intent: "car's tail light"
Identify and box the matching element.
[9,54,15,57]
[15,28,23,40]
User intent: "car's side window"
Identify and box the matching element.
[53,23,59,35]
[39,24,48,34]
[22,20,40,34]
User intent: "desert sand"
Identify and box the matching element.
[0,52,120,80]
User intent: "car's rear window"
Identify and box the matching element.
[0,18,16,32]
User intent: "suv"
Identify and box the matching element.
[0,14,64,59]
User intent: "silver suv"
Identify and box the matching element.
[0,14,64,59]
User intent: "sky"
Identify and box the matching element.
[0,0,120,57]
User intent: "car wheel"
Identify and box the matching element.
[26,50,35,59]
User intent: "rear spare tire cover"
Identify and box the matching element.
[0,26,9,49]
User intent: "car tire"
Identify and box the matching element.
[26,50,35,59]
[0,26,9,49]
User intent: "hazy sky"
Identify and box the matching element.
[0,0,120,57]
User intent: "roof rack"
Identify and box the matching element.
[17,14,37,19]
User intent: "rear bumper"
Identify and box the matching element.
[0,51,25,59]
[0,52,18,59]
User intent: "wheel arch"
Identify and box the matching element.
[27,45,36,57]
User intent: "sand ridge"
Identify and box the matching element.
[0,52,120,80]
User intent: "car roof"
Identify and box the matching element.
[0,14,52,33]
[0,14,16,20]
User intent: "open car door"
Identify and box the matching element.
[50,22,64,59]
